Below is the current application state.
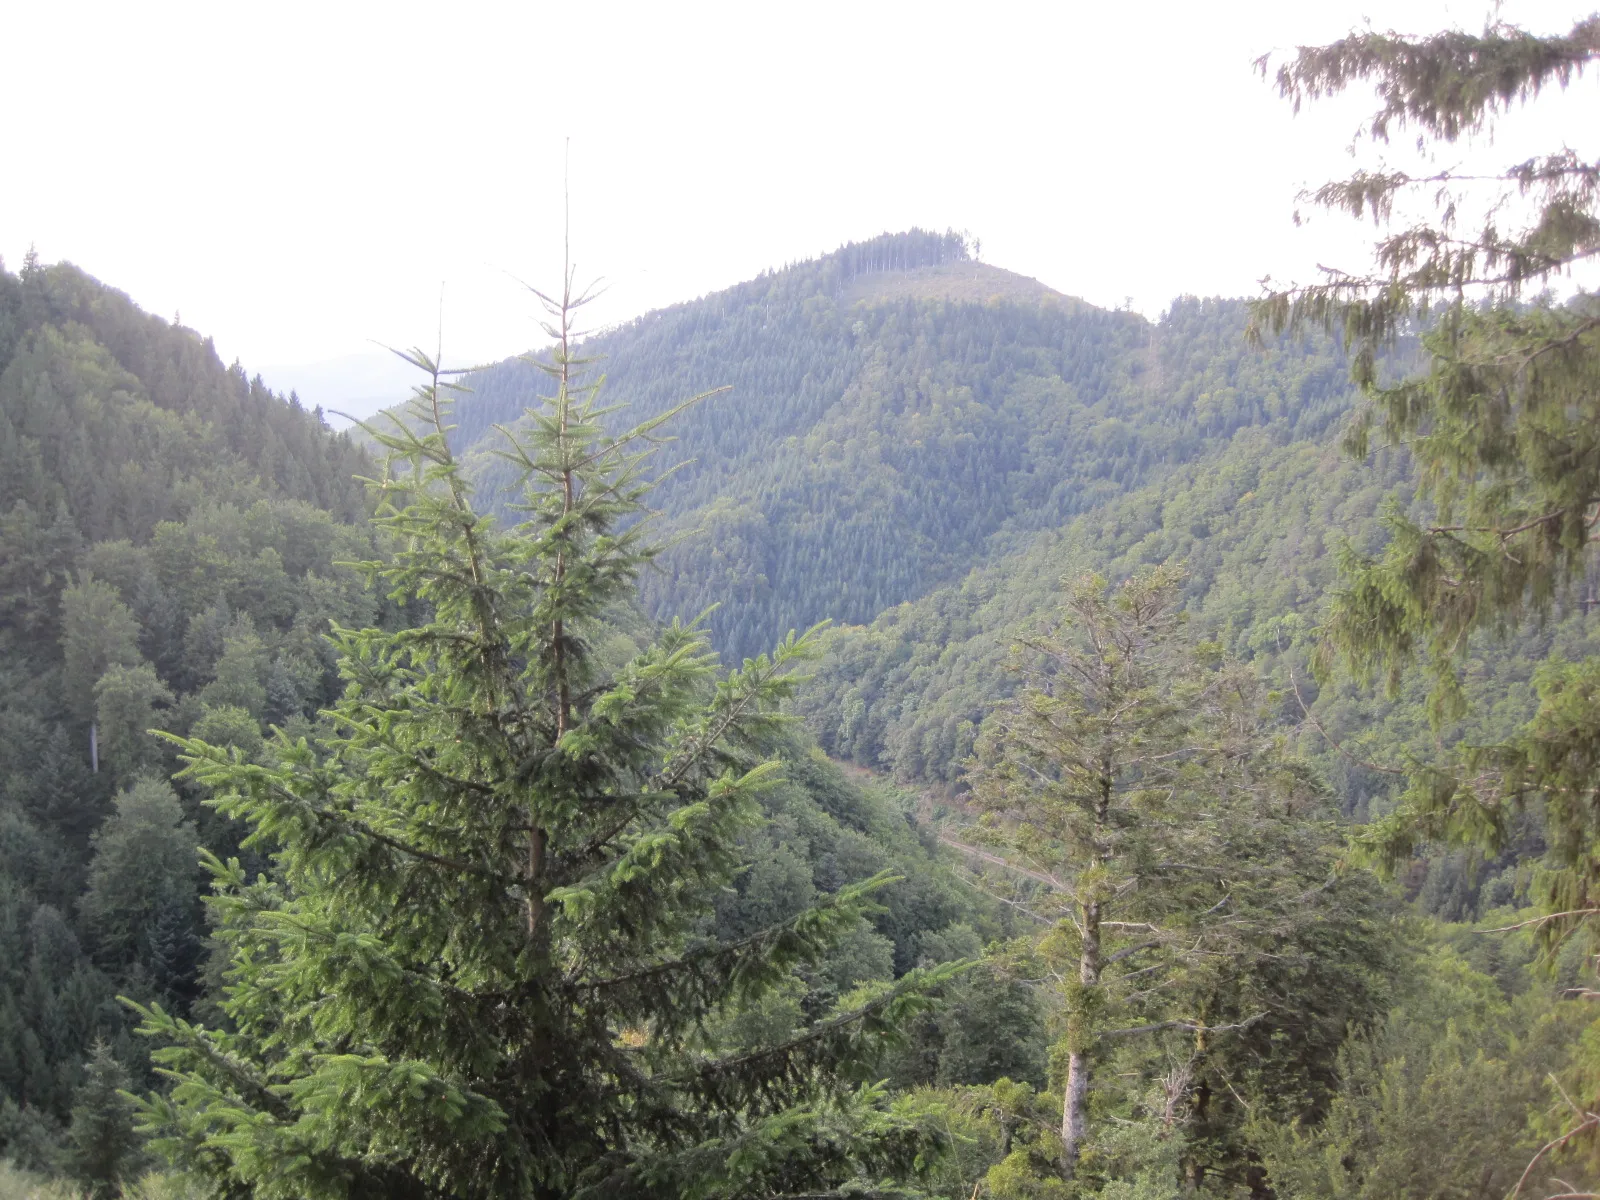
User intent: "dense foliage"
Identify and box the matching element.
[965,567,1396,1190]
[131,294,989,1197]
[0,255,1009,1194]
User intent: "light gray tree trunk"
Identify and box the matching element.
[1062,772,1112,1181]
[1060,897,1100,1180]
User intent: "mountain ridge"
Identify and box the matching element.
[428,232,1354,662]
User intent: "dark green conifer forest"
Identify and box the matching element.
[3,12,1600,1199]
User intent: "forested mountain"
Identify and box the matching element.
[441,232,1357,662]
[0,256,391,1158]
[394,232,1594,1194]
[1,219,1592,1198]
[0,258,369,537]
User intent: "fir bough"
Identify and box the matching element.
[1254,15,1600,954]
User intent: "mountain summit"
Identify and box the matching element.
[441,231,1350,662]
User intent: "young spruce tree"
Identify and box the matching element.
[129,267,955,1199]
[65,1040,144,1200]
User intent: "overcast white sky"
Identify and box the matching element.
[4,0,1595,410]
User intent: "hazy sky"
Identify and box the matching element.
[5,0,1595,397]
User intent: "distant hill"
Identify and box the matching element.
[0,260,371,537]
[437,230,1358,662]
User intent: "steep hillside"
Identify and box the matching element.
[836,259,1083,309]
[0,260,369,537]
[793,416,1595,913]
[0,257,388,1145]
[442,231,1359,660]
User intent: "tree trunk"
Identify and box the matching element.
[1063,768,1113,1181]
[1061,897,1101,1180]
[1061,1045,1090,1180]
[90,722,98,774]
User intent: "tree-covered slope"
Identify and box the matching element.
[0,258,369,538]
[441,232,1360,661]
[0,255,388,1151]
[794,413,1598,892]
[1,240,1582,1196]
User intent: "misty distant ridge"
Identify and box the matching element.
[258,351,419,427]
